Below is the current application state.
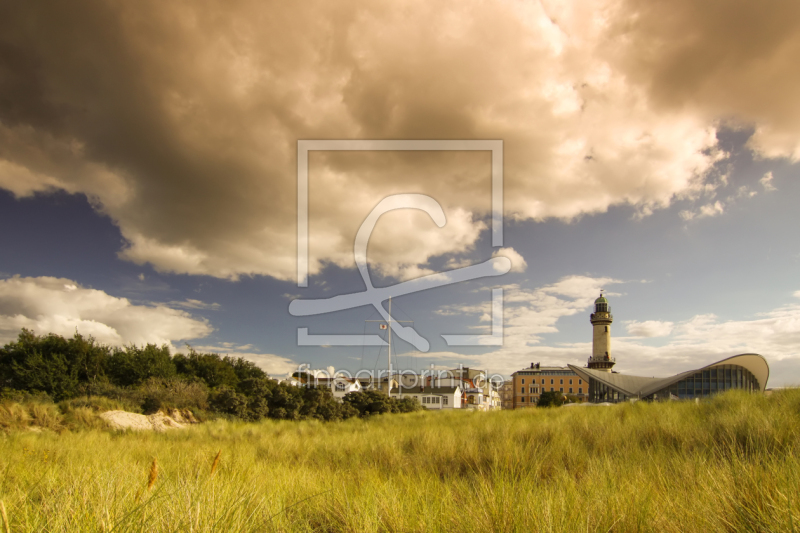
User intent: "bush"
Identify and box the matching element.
[209,386,249,418]
[538,391,565,408]
[343,390,423,417]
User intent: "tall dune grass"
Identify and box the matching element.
[1,389,799,532]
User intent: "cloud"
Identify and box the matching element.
[680,200,724,221]
[0,275,212,348]
[438,279,800,386]
[188,344,297,377]
[625,320,674,337]
[604,0,800,160]
[761,171,777,191]
[0,0,797,282]
[166,299,221,311]
[492,247,527,273]
[427,275,623,372]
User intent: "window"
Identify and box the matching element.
[443,397,448,405]
[550,388,554,392]
[605,326,608,332]
[579,387,583,394]
[550,379,554,385]
[560,379,563,385]
[560,388,563,393]
[521,397,525,402]
[569,388,573,394]
[579,380,582,385]
[520,387,525,393]
[522,378,525,384]
[569,379,573,385]
[541,379,545,384]
[335,382,347,391]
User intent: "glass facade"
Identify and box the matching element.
[588,380,629,403]
[646,364,760,400]
[587,364,761,403]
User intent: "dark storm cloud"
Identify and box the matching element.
[0,0,798,281]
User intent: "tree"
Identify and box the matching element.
[0,329,110,401]
[228,356,268,382]
[209,386,249,418]
[537,390,565,408]
[237,377,275,421]
[173,350,239,389]
[106,344,176,386]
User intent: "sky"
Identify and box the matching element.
[1,0,799,386]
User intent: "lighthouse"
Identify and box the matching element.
[588,291,615,372]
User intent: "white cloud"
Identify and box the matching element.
[699,201,725,218]
[188,345,297,377]
[680,200,724,221]
[492,247,527,273]
[625,320,674,337]
[0,276,212,349]
[761,171,777,191]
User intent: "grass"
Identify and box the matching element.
[1,389,799,532]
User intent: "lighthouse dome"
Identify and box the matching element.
[594,293,610,313]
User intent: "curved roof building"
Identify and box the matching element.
[569,294,769,403]
[569,354,769,402]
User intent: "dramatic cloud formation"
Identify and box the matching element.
[0,276,212,348]
[1,0,798,282]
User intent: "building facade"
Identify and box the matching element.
[499,382,513,409]
[511,364,589,407]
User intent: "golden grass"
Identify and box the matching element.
[147,458,158,491]
[210,450,221,477]
[0,500,9,533]
[0,389,798,532]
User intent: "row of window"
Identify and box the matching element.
[517,387,584,398]
[521,378,582,386]
[419,396,449,405]
[515,371,579,376]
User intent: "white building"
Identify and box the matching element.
[313,376,362,400]
[390,385,462,410]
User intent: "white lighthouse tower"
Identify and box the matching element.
[588,291,615,372]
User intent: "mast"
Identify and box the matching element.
[365,297,412,396]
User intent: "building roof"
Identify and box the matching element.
[568,353,770,397]
[396,385,461,395]
[595,294,608,304]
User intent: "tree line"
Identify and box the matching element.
[0,329,421,421]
